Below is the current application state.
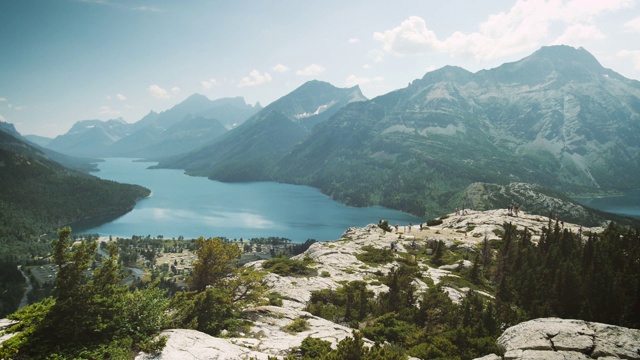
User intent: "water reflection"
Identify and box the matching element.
[78,158,423,242]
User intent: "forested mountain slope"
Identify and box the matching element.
[0,129,150,316]
[159,80,366,181]
[274,46,640,216]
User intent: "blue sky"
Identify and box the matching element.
[1,0,639,137]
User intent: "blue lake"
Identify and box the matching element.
[80,158,422,242]
[574,190,640,219]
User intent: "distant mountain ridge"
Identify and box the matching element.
[26,45,640,221]
[158,80,367,181]
[45,95,261,158]
[159,45,639,219]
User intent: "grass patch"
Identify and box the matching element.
[283,317,310,334]
[267,292,284,306]
[356,245,394,265]
[262,255,317,277]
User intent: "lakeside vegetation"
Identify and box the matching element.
[0,140,150,317]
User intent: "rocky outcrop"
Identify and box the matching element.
[474,318,640,360]
[136,306,366,360]
[0,319,17,344]
[4,211,624,360]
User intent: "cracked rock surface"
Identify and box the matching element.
[476,318,640,360]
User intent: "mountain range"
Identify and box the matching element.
[158,80,367,180]
[154,46,638,219]
[29,45,640,221]
[45,95,261,158]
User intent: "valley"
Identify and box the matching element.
[1,44,640,359]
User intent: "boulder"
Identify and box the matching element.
[476,318,640,360]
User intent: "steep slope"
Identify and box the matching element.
[159,81,366,180]
[135,115,228,158]
[22,135,52,148]
[1,122,98,173]
[0,129,150,315]
[47,118,130,157]
[45,95,259,158]
[0,130,150,237]
[107,95,259,157]
[276,45,640,216]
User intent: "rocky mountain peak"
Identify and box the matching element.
[482,45,609,85]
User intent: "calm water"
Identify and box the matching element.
[575,190,640,219]
[79,158,422,242]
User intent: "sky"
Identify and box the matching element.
[1,0,639,137]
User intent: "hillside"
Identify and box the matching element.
[130,209,639,359]
[159,80,367,181]
[45,95,260,159]
[0,129,150,316]
[2,208,638,359]
[272,46,640,218]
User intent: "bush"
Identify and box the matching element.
[267,292,284,306]
[356,245,394,265]
[377,220,393,232]
[427,219,443,226]
[283,317,310,333]
[263,256,317,276]
[297,336,332,359]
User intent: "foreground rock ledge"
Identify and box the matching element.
[474,318,640,360]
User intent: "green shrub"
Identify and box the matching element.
[377,220,393,232]
[356,245,394,265]
[263,256,317,276]
[267,292,284,306]
[427,219,443,226]
[320,271,331,278]
[297,336,332,359]
[283,317,310,334]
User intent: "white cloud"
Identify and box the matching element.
[7,104,25,111]
[272,63,289,73]
[348,37,359,44]
[373,16,439,56]
[132,6,162,13]
[201,78,217,90]
[624,17,640,32]
[363,64,372,70]
[237,70,272,88]
[99,105,120,116]
[618,50,640,71]
[368,49,385,63]
[148,84,170,99]
[296,64,325,76]
[345,75,383,87]
[0,97,7,102]
[171,86,181,94]
[553,24,605,45]
[116,93,126,101]
[373,0,635,61]
[0,114,6,122]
